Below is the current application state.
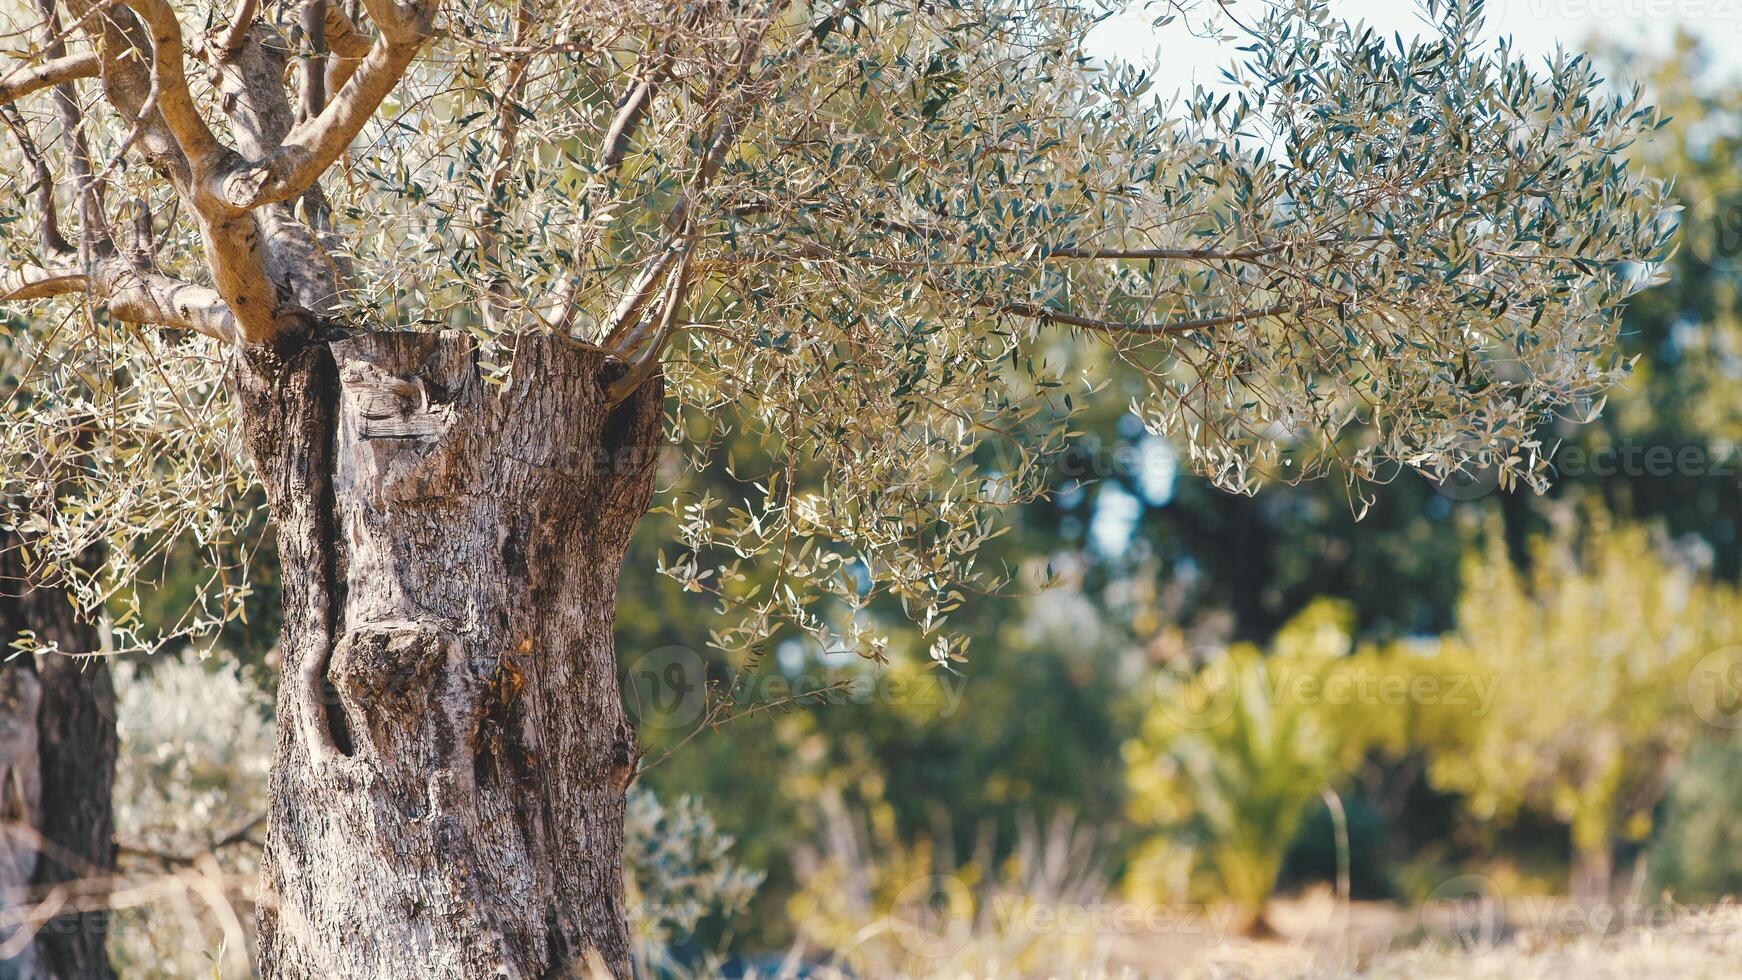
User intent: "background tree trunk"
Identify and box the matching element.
[238,330,663,979]
[0,541,117,980]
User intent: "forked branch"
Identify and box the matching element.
[215,0,438,210]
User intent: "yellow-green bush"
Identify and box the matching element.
[1123,600,1419,930]
[1417,510,1742,898]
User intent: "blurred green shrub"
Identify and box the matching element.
[1122,600,1414,931]
[1648,740,1742,901]
[625,788,763,974]
[1417,509,1742,899]
[110,656,272,979]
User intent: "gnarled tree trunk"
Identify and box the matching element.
[0,543,117,980]
[237,329,661,979]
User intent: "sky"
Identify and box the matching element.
[1085,0,1742,96]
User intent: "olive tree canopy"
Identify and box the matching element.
[2,0,1672,659]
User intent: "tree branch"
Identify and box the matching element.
[1041,236,1387,262]
[2,260,239,342]
[599,78,653,169]
[28,0,111,252]
[322,1,372,93]
[607,250,690,405]
[60,0,192,187]
[216,0,261,57]
[320,2,371,93]
[322,2,373,58]
[476,0,533,330]
[599,236,689,348]
[978,297,1329,336]
[216,1,433,209]
[121,0,227,169]
[0,52,99,107]
[0,105,71,254]
[298,0,330,123]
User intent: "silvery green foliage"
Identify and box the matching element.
[337,0,1672,661]
[0,322,254,655]
[0,0,1673,663]
[623,787,764,972]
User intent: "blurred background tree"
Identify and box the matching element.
[1416,511,1742,903]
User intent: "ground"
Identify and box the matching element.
[1104,894,1742,979]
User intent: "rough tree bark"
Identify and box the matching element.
[237,327,662,978]
[0,543,117,980]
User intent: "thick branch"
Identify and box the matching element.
[298,0,330,122]
[322,2,373,58]
[599,79,653,169]
[607,252,690,405]
[36,0,111,253]
[599,237,687,348]
[0,106,70,254]
[62,0,192,187]
[2,261,239,342]
[319,0,374,94]
[122,0,227,169]
[476,0,533,330]
[595,1,716,169]
[585,3,802,349]
[217,0,261,56]
[216,12,430,209]
[0,52,99,107]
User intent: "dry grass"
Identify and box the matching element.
[1110,895,1742,980]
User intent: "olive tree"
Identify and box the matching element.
[0,0,1670,974]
